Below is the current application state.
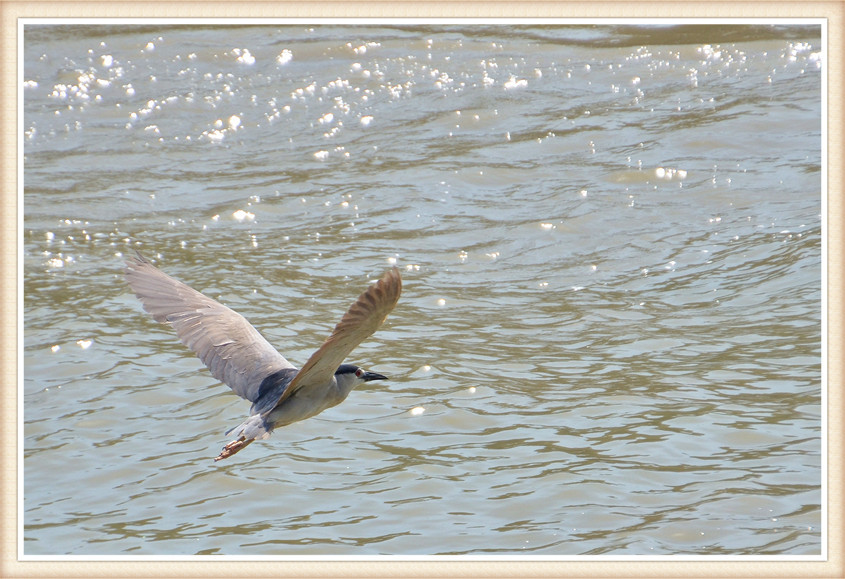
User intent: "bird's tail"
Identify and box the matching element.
[215,415,273,461]
[224,414,273,440]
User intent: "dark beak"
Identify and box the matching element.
[361,371,388,382]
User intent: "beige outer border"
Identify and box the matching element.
[2,2,841,578]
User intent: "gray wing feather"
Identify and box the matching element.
[273,267,401,408]
[124,253,295,402]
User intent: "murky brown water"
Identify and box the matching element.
[22,23,823,556]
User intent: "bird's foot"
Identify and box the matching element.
[214,436,254,461]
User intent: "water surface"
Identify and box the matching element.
[22,23,823,556]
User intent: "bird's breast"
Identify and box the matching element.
[264,377,345,428]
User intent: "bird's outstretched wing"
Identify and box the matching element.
[124,253,295,402]
[273,267,401,409]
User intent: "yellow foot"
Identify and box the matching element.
[214,436,254,461]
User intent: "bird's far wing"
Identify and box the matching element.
[273,267,401,408]
[124,253,295,402]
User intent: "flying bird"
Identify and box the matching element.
[124,252,401,461]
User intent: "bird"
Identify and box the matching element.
[124,252,401,461]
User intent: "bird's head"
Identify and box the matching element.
[335,363,388,384]
[332,364,388,400]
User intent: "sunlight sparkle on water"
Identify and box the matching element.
[654,167,688,181]
[234,48,255,65]
[232,210,255,222]
[276,49,293,65]
[504,76,528,89]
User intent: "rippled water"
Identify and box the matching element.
[22,23,824,557]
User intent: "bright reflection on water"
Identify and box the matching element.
[23,23,822,556]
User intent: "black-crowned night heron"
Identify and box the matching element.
[124,252,401,461]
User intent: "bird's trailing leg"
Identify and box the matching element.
[214,436,254,461]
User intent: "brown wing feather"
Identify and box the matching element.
[274,267,402,407]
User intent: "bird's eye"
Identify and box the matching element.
[356,368,364,378]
